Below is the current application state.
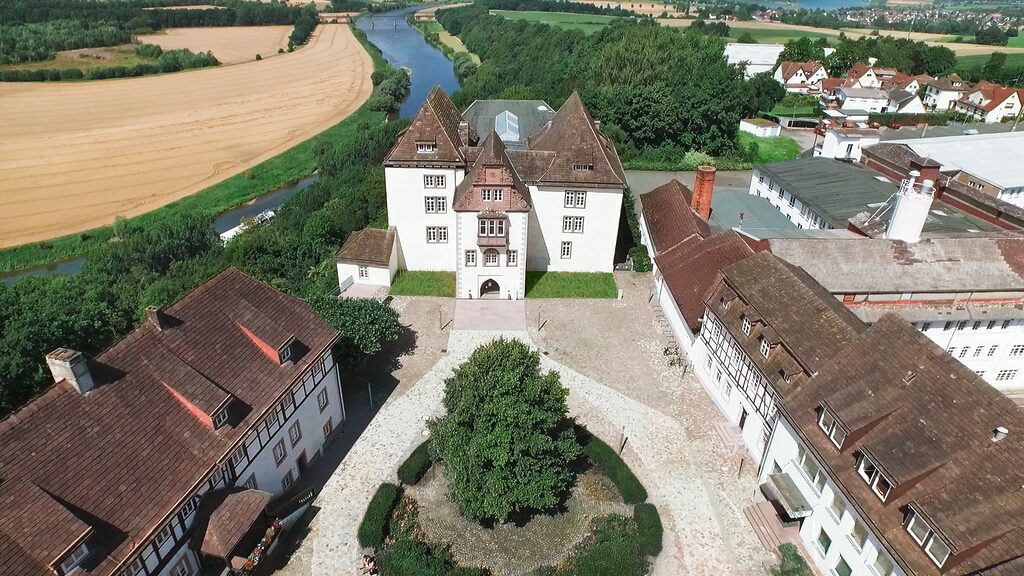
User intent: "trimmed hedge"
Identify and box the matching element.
[583,433,648,504]
[358,483,403,548]
[376,537,491,576]
[398,440,433,486]
[633,503,663,556]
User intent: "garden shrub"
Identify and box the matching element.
[397,440,433,485]
[633,503,663,556]
[357,483,403,548]
[582,433,648,504]
[376,537,492,576]
[628,246,651,273]
[550,515,648,576]
[773,543,813,576]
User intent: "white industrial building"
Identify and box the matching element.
[724,43,785,78]
[812,128,879,162]
[371,87,625,299]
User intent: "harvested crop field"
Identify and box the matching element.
[137,26,293,64]
[0,24,372,248]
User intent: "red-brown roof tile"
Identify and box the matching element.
[640,179,711,255]
[336,227,396,267]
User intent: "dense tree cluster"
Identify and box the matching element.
[0,47,218,82]
[0,0,310,65]
[811,35,958,76]
[366,66,412,112]
[480,0,639,17]
[438,4,756,158]
[974,25,1009,46]
[429,338,582,523]
[288,5,318,49]
[688,19,730,37]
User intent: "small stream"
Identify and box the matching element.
[2,6,457,287]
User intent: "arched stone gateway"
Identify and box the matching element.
[480,279,500,299]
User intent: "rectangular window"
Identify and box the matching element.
[273,439,287,466]
[155,524,172,546]
[997,369,1018,381]
[571,162,593,171]
[358,266,368,279]
[564,190,587,208]
[816,529,832,556]
[925,534,951,567]
[416,142,436,153]
[484,250,499,266]
[562,216,585,233]
[959,348,968,358]
[169,557,193,576]
[465,250,477,266]
[943,321,952,331]
[560,241,572,259]
[829,493,845,521]
[213,409,229,428]
[788,195,796,207]
[424,196,447,213]
[479,219,506,237]
[759,337,771,358]
[323,417,334,438]
[282,470,294,491]
[742,317,752,335]
[507,250,518,266]
[317,388,329,412]
[242,475,258,490]
[988,345,998,357]
[60,544,89,573]
[907,512,931,544]
[424,174,446,188]
[872,553,894,576]
[850,520,869,551]
[481,188,503,202]
[1011,345,1024,357]
[229,445,246,468]
[988,320,997,329]
[956,320,967,330]
[921,321,932,331]
[288,422,302,447]
[426,226,448,243]
[973,346,983,357]
[834,557,852,576]
[1003,320,1012,329]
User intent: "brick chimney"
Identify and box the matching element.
[692,165,716,220]
[909,158,941,184]
[45,348,95,395]
[146,305,169,331]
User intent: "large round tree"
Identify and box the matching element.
[429,338,582,523]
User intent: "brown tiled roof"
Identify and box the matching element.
[0,268,339,576]
[717,252,866,374]
[0,480,92,574]
[336,227,396,267]
[384,86,467,166]
[526,92,626,188]
[453,132,532,212]
[925,73,968,92]
[961,82,1024,112]
[656,231,754,331]
[198,489,272,559]
[779,60,823,81]
[782,314,1024,576]
[639,179,711,255]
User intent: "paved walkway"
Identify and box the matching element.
[452,298,526,331]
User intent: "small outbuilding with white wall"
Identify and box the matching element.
[336,227,398,295]
[739,118,781,138]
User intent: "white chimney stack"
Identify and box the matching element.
[993,426,1009,442]
[45,348,95,395]
[885,171,933,244]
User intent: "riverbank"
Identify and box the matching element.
[0,24,387,274]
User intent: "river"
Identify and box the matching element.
[2,6,456,287]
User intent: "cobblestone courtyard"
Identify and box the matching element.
[276,274,773,576]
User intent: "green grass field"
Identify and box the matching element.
[524,271,618,298]
[388,271,456,297]
[957,51,1024,69]
[417,20,480,64]
[738,132,801,164]
[727,26,838,45]
[942,35,1024,48]
[0,25,390,273]
[490,10,621,34]
[0,45,154,73]
[770,104,818,117]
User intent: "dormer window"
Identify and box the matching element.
[741,316,752,335]
[213,408,230,428]
[817,408,847,449]
[59,543,89,573]
[759,337,771,358]
[906,511,952,567]
[571,162,593,172]
[721,297,731,310]
[416,142,436,153]
[278,342,293,365]
[857,454,894,501]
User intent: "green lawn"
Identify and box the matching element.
[389,271,456,297]
[770,104,818,117]
[727,26,838,45]
[957,51,1024,69]
[416,19,480,64]
[0,25,388,273]
[738,132,801,164]
[490,10,621,34]
[524,271,618,298]
[942,35,1024,48]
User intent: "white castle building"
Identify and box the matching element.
[336,87,626,299]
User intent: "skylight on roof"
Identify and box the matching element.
[495,110,520,142]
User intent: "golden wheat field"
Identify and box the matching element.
[137,26,293,64]
[0,24,372,248]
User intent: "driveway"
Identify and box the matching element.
[276,274,773,575]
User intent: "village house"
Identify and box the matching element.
[953,81,1024,123]
[354,87,625,300]
[921,73,970,111]
[813,128,880,162]
[884,87,925,114]
[759,314,1024,576]
[774,61,830,93]
[0,269,346,576]
[833,86,890,115]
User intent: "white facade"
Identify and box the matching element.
[119,351,345,576]
[813,130,879,162]
[749,169,833,230]
[526,186,621,274]
[760,418,906,576]
[954,89,1022,123]
[336,244,398,290]
[456,211,528,299]
[774,64,829,93]
[385,166,462,271]
[886,94,925,114]
[923,84,964,111]
[835,88,888,113]
[914,318,1024,392]
[740,119,782,138]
